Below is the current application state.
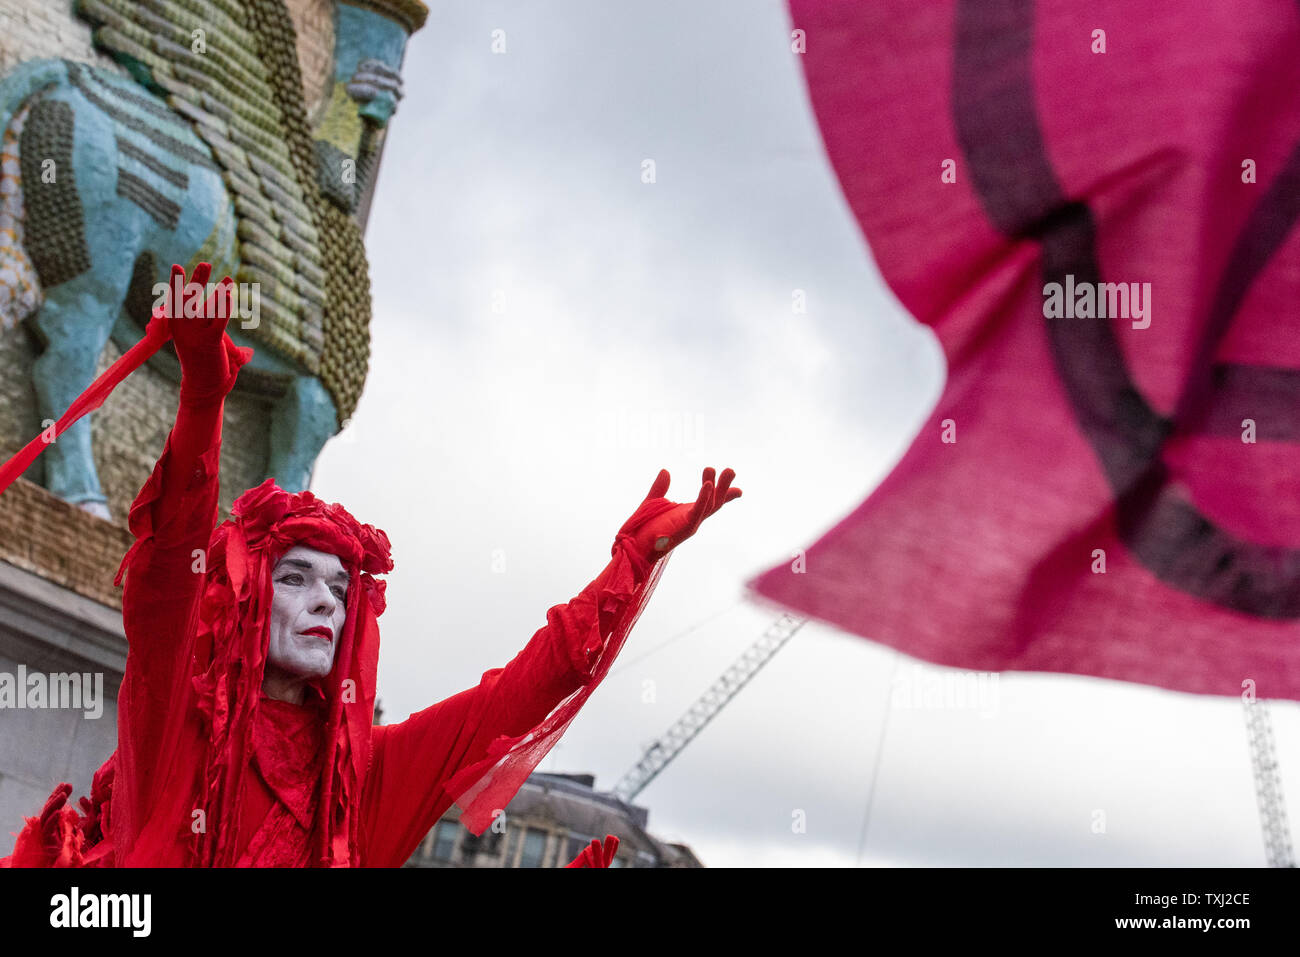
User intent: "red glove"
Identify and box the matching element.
[7,782,83,868]
[617,467,742,565]
[78,759,115,846]
[565,834,620,868]
[163,262,241,404]
[150,263,252,515]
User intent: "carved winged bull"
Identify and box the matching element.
[0,0,426,517]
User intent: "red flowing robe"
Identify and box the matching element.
[118,436,655,866]
[3,325,667,868]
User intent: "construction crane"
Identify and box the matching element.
[613,613,807,803]
[1243,695,1295,867]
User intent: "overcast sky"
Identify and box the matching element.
[311,0,1299,866]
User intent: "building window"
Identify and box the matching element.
[519,827,547,868]
[565,833,594,864]
[419,828,438,861]
[548,832,568,868]
[433,820,458,863]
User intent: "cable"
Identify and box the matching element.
[607,599,744,678]
[856,650,900,866]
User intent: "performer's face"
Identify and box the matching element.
[268,546,348,680]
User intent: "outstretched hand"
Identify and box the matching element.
[8,781,80,867]
[160,262,238,401]
[164,262,233,352]
[564,833,620,868]
[622,467,742,562]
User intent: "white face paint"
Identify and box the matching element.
[267,545,348,685]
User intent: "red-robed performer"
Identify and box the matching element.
[0,264,740,867]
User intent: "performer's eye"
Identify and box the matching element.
[277,573,303,586]
[331,586,347,602]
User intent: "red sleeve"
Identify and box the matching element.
[112,334,249,829]
[358,540,662,867]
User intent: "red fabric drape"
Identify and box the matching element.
[751,0,1300,700]
[0,312,171,496]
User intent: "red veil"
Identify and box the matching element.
[135,478,396,867]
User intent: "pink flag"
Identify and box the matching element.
[750,0,1300,699]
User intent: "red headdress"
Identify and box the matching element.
[181,479,394,866]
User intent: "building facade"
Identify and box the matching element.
[406,773,704,869]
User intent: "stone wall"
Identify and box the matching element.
[0,560,125,846]
[0,478,132,609]
[0,646,120,845]
[0,0,113,74]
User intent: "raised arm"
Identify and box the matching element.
[359,468,741,866]
[113,265,249,815]
[151,265,240,539]
[118,264,246,633]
